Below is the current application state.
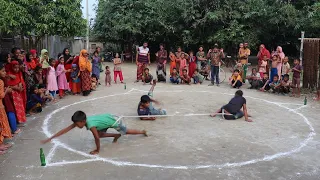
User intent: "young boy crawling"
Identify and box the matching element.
[210,90,252,122]
[41,111,147,155]
[137,80,167,120]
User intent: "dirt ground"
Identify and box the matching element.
[1,62,320,180]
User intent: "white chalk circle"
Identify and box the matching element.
[42,89,316,169]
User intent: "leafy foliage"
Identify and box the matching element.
[93,0,320,55]
[0,0,86,40]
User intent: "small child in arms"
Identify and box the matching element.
[210,90,252,122]
[229,69,242,88]
[269,75,281,93]
[137,80,166,120]
[170,68,180,84]
[192,69,204,84]
[142,68,153,85]
[180,69,191,84]
[42,111,147,155]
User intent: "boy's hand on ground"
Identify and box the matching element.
[90,150,99,155]
[245,119,253,122]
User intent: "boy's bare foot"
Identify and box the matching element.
[112,134,121,143]
[314,97,320,101]
[142,130,148,137]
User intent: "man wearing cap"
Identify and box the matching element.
[207,44,225,86]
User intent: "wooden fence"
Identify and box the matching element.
[302,38,320,89]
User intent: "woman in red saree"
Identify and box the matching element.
[257,44,271,73]
[188,51,197,77]
[6,61,26,124]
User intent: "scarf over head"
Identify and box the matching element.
[79,49,92,72]
[40,49,50,68]
[7,61,23,86]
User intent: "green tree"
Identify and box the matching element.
[93,0,320,56]
[0,0,86,47]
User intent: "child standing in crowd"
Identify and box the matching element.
[291,59,302,97]
[142,68,153,85]
[47,58,58,101]
[26,86,43,114]
[42,111,147,155]
[179,53,187,75]
[71,64,81,95]
[91,74,98,90]
[188,51,197,78]
[260,73,271,92]
[34,66,44,86]
[211,90,252,122]
[113,53,124,84]
[259,55,268,78]
[180,69,191,84]
[229,69,242,88]
[193,69,204,84]
[196,46,206,70]
[169,52,176,74]
[270,55,279,82]
[56,56,70,98]
[0,63,13,154]
[105,66,111,86]
[170,68,180,84]
[137,80,166,120]
[280,74,290,95]
[247,68,261,89]
[269,75,281,93]
[281,57,290,78]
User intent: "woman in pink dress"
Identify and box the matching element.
[47,59,58,100]
[56,56,70,98]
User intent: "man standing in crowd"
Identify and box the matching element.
[207,44,225,86]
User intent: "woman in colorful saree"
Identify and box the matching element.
[135,42,150,82]
[79,49,92,96]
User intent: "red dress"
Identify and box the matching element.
[188,56,197,77]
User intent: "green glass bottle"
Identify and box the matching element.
[304,96,307,105]
[124,83,126,90]
[40,148,46,166]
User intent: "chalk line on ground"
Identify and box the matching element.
[41,89,316,169]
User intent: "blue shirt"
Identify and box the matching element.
[137,102,150,116]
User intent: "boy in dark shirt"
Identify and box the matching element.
[211,90,252,122]
[137,80,166,120]
[142,68,153,85]
[260,73,271,91]
[291,59,302,97]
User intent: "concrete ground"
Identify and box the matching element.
[1,63,320,180]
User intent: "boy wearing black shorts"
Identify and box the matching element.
[211,90,252,122]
